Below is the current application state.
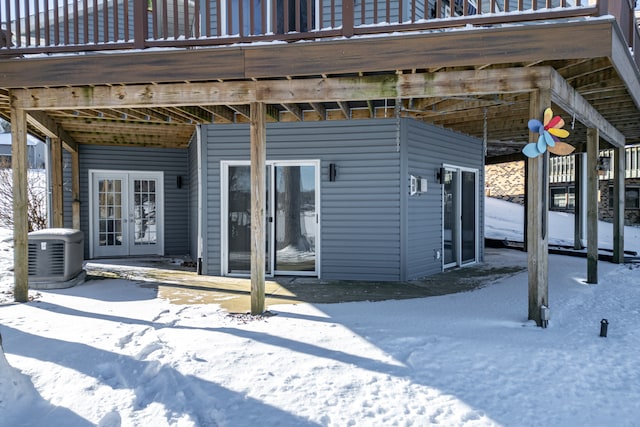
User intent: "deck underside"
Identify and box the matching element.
[1,18,639,157]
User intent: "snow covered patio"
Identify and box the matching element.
[2,246,640,426]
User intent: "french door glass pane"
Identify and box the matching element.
[274,166,316,272]
[133,179,158,246]
[98,179,123,247]
[443,170,457,265]
[461,171,476,264]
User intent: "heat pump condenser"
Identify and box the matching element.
[28,228,86,289]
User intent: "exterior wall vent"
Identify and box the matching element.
[28,228,86,289]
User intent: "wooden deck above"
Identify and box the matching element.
[0,0,622,55]
[1,0,639,158]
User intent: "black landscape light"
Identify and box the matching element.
[600,319,609,337]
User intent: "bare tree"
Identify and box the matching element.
[0,159,47,232]
[0,118,10,133]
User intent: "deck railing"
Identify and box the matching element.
[549,145,640,183]
[0,0,636,58]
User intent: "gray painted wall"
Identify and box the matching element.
[77,145,190,258]
[204,119,403,281]
[404,118,484,279]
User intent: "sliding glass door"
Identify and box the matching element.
[223,161,319,276]
[443,166,478,268]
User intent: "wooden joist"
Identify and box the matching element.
[549,68,625,147]
[27,111,78,152]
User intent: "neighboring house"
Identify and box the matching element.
[1,0,640,319]
[0,132,45,169]
[486,145,640,225]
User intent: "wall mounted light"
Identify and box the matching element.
[597,157,611,176]
[329,163,337,182]
[176,175,183,188]
[436,167,446,184]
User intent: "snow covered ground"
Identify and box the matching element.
[1,198,639,427]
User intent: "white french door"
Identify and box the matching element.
[90,170,164,258]
[221,160,320,277]
[442,166,478,268]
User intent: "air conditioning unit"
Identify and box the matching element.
[28,228,86,289]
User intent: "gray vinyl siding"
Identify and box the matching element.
[204,119,402,281]
[63,150,73,229]
[78,145,190,258]
[188,131,199,262]
[404,118,484,279]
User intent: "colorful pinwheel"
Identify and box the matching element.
[522,108,574,158]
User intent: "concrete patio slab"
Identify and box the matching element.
[85,248,527,313]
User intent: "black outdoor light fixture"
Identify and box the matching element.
[329,163,337,181]
[176,175,183,189]
[597,156,611,176]
[436,167,446,184]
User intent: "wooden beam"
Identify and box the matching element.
[71,151,80,230]
[366,100,375,118]
[243,20,612,79]
[550,68,625,147]
[586,128,599,284]
[612,145,625,263]
[282,103,304,121]
[11,107,29,303]
[609,22,640,113]
[51,137,64,228]
[27,110,78,152]
[527,89,550,327]
[337,101,350,119]
[260,69,552,103]
[309,103,327,120]
[203,105,235,123]
[229,105,250,119]
[10,68,554,110]
[250,101,266,315]
[0,20,613,88]
[0,48,246,87]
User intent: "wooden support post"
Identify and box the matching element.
[51,137,64,228]
[71,151,81,230]
[250,101,266,315]
[526,89,550,326]
[586,128,599,283]
[573,153,584,250]
[612,145,625,264]
[11,107,29,303]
